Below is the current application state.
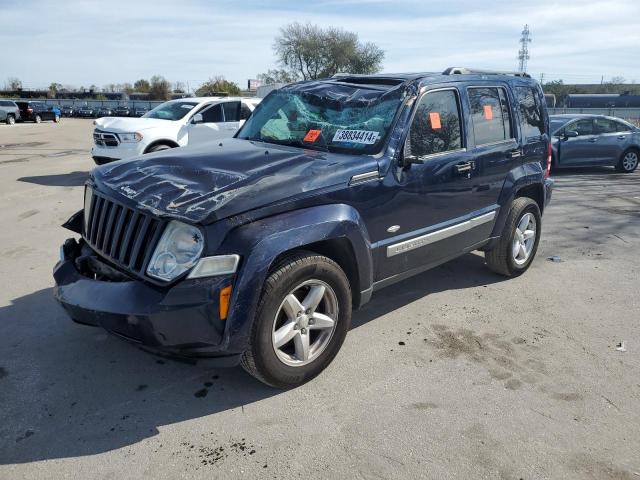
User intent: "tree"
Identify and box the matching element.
[173,81,186,94]
[48,82,62,98]
[5,77,22,90]
[134,79,151,92]
[257,69,296,85]
[195,76,241,96]
[269,22,384,81]
[149,75,171,100]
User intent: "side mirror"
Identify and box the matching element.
[402,138,424,165]
[564,130,579,138]
[192,113,203,124]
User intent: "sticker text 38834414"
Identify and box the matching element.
[332,129,380,145]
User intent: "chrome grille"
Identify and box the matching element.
[84,190,164,277]
[93,129,119,147]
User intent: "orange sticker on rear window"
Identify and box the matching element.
[303,129,321,143]
[483,105,493,120]
[429,112,442,129]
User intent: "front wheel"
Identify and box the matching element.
[616,149,638,173]
[241,252,352,388]
[147,144,172,153]
[34,115,41,123]
[54,115,60,123]
[485,197,541,277]
[6,115,15,125]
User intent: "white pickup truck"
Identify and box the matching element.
[91,97,260,165]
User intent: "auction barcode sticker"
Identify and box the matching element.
[332,129,380,145]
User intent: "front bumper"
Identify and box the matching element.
[53,239,239,362]
[91,142,143,164]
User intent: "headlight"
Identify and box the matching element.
[119,132,143,143]
[147,221,204,281]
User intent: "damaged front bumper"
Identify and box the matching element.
[53,238,240,364]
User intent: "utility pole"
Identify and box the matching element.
[518,24,532,73]
[539,73,545,85]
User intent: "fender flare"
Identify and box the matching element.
[217,203,373,353]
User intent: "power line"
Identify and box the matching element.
[518,24,532,73]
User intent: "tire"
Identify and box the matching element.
[54,115,60,123]
[485,197,541,277]
[6,115,15,125]
[147,144,172,153]
[241,251,352,388]
[34,115,41,124]
[615,149,639,173]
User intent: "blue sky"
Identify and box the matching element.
[1,0,639,90]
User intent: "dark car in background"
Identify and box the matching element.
[132,106,148,117]
[0,100,20,125]
[62,105,75,117]
[16,101,60,123]
[550,114,639,173]
[96,107,113,118]
[77,106,97,118]
[113,106,131,117]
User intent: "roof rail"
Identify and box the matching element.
[443,67,531,78]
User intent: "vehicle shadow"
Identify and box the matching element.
[17,171,89,187]
[352,252,504,329]
[0,252,503,464]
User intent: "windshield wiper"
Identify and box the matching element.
[245,136,330,153]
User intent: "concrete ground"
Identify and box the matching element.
[0,119,639,479]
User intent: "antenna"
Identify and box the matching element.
[518,24,532,73]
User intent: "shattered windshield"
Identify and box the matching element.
[144,101,198,121]
[237,82,405,154]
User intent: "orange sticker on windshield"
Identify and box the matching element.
[483,105,493,120]
[429,112,442,129]
[303,129,322,143]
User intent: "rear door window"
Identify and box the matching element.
[595,118,631,133]
[241,103,253,120]
[515,87,545,141]
[468,87,513,145]
[406,88,463,158]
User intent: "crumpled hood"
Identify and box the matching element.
[94,116,171,132]
[91,138,372,224]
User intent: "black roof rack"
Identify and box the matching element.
[443,67,531,78]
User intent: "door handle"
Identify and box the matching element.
[588,138,597,143]
[508,149,522,158]
[454,161,475,177]
[617,135,627,140]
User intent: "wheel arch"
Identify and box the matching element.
[217,204,373,353]
[143,139,179,153]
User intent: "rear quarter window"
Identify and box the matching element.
[515,86,545,141]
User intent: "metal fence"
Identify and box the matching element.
[6,98,165,110]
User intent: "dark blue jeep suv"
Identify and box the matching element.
[54,68,553,388]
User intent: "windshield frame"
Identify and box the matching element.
[236,83,407,156]
[143,101,199,121]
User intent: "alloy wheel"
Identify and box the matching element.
[271,279,339,367]
[622,152,638,172]
[512,213,537,265]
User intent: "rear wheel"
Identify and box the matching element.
[616,149,638,173]
[241,252,352,388]
[34,115,41,123]
[485,197,541,277]
[6,115,15,125]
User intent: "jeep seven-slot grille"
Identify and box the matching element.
[84,191,164,277]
